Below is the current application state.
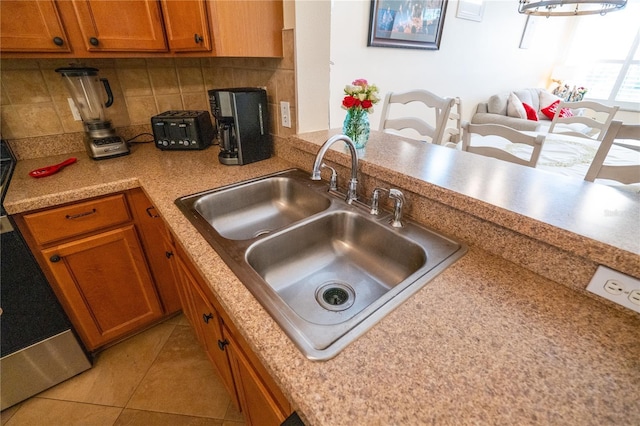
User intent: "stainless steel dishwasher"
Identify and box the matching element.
[0,140,91,410]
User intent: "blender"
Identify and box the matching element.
[55,66,130,160]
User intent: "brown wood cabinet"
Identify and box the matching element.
[67,0,167,52]
[128,188,182,315]
[174,247,239,408]
[0,0,283,58]
[171,238,293,425]
[160,0,211,52]
[16,193,165,351]
[0,0,70,53]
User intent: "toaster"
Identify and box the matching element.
[151,110,215,150]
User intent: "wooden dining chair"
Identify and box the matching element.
[584,120,640,184]
[378,89,456,145]
[462,122,546,167]
[442,97,463,144]
[548,100,619,141]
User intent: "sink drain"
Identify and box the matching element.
[316,281,355,311]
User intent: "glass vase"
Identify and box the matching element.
[342,108,370,149]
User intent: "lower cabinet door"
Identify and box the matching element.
[42,225,163,350]
[189,282,239,408]
[224,324,288,426]
[173,249,239,408]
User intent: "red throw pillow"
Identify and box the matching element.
[541,100,574,119]
[522,102,539,121]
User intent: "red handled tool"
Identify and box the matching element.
[29,157,77,178]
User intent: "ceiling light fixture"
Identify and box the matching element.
[518,0,627,16]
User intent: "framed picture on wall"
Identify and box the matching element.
[367,0,448,50]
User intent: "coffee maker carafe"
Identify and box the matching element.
[209,88,272,165]
[55,66,129,160]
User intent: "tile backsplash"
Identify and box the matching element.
[0,30,296,146]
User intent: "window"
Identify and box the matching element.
[563,0,640,110]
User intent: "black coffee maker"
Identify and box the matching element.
[208,88,272,165]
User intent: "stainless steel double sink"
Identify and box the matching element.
[176,168,466,360]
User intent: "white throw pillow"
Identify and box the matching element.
[507,92,527,119]
[538,90,562,120]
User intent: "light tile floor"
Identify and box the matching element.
[1,315,245,426]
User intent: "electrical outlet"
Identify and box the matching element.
[67,98,82,121]
[280,101,291,128]
[586,265,640,313]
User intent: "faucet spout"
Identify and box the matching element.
[311,134,359,204]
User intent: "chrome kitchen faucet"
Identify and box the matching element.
[311,134,359,204]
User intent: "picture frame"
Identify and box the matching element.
[367,0,448,50]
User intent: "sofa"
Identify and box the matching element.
[471,88,567,132]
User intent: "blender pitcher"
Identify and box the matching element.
[55,66,129,159]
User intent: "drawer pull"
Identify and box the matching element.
[65,209,97,220]
[217,339,229,351]
[50,255,61,263]
[194,33,204,43]
[89,37,99,46]
[165,251,173,259]
[202,312,214,324]
[146,206,159,218]
[53,37,64,46]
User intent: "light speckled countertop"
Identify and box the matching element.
[4,135,639,425]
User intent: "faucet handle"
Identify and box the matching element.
[388,188,405,228]
[321,163,338,191]
[370,187,388,215]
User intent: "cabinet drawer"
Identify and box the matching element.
[24,194,132,245]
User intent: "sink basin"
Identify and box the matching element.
[183,173,331,240]
[246,211,426,326]
[176,169,467,360]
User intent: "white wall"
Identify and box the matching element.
[329,0,572,129]
[294,0,332,132]
[294,0,573,132]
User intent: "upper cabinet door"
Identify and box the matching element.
[160,0,211,52]
[0,0,70,52]
[71,0,167,52]
[207,0,283,57]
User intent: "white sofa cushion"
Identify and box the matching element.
[507,92,527,118]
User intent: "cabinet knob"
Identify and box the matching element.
[194,33,204,44]
[217,339,229,351]
[53,37,64,46]
[202,312,213,324]
[50,255,61,263]
[89,37,99,46]
[165,251,173,259]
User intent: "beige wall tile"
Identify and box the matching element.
[177,67,205,93]
[126,96,159,125]
[1,86,10,105]
[1,69,52,104]
[176,58,202,68]
[182,93,210,111]
[146,58,176,68]
[203,66,234,90]
[275,69,296,105]
[156,94,184,112]
[2,103,63,138]
[149,67,180,95]
[117,68,153,97]
[1,37,298,142]
[279,29,295,71]
[0,59,40,70]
